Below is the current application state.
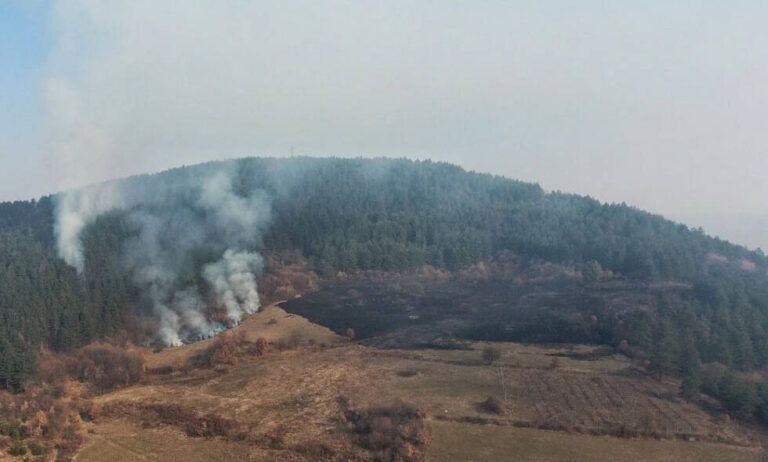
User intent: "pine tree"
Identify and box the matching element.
[650,321,676,382]
[582,260,602,284]
[679,332,702,400]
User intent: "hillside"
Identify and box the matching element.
[2,303,762,461]
[1,157,768,459]
[1,157,767,390]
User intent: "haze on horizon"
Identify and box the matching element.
[1,1,767,250]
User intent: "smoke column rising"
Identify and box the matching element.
[203,249,263,325]
[54,164,270,346]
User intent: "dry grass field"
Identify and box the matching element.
[65,304,766,461]
[74,421,252,462]
[428,420,764,462]
[357,343,758,446]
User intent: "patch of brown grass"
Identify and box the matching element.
[99,401,238,438]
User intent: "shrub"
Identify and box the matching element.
[343,398,431,462]
[56,422,84,461]
[285,332,305,349]
[478,396,505,415]
[397,370,419,378]
[582,260,603,284]
[262,425,288,449]
[0,422,28,440]
[149,365,174,375]
[73,399,100,422]
[42,409,68,439]
[345,328,356,341]
[185,413,236,438]
[196,333,242,368]
[482,347,501,365]
[28,441,44,456]
[0,435,10,451]
[394,280,425,297]
[72,344,144,393]
[294,441,336,458]
[259,253,319,304]
[25,409,50,438]
[36,352,71,385]
[254,338,270,357]
[8,442,26,456]
[100,402,237,439]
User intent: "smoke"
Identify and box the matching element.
[54,164,271,346]
[55,182,125,272]
[203,249,263,325]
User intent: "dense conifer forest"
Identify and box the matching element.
[1,157,767,402]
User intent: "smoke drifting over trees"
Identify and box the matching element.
[54,166,270,345]
[2,157,768,392]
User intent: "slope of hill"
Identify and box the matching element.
[25,304,765,461]
[0,156,767,405]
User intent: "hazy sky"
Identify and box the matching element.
[1,1,767,250]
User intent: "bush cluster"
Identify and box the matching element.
[339,397,432,462]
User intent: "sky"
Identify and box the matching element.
[1,1,767,250]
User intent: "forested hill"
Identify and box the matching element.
[3,157,766,277]
[1,157,767,390]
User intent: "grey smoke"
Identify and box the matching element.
[54,164,270,346]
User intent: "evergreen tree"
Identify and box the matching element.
[679,332,702,400]
[582,260,602,284]
[650,321,676,382]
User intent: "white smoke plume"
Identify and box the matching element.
[203,249,263,325]
[53,164,271,346]
[55,182,126,272]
